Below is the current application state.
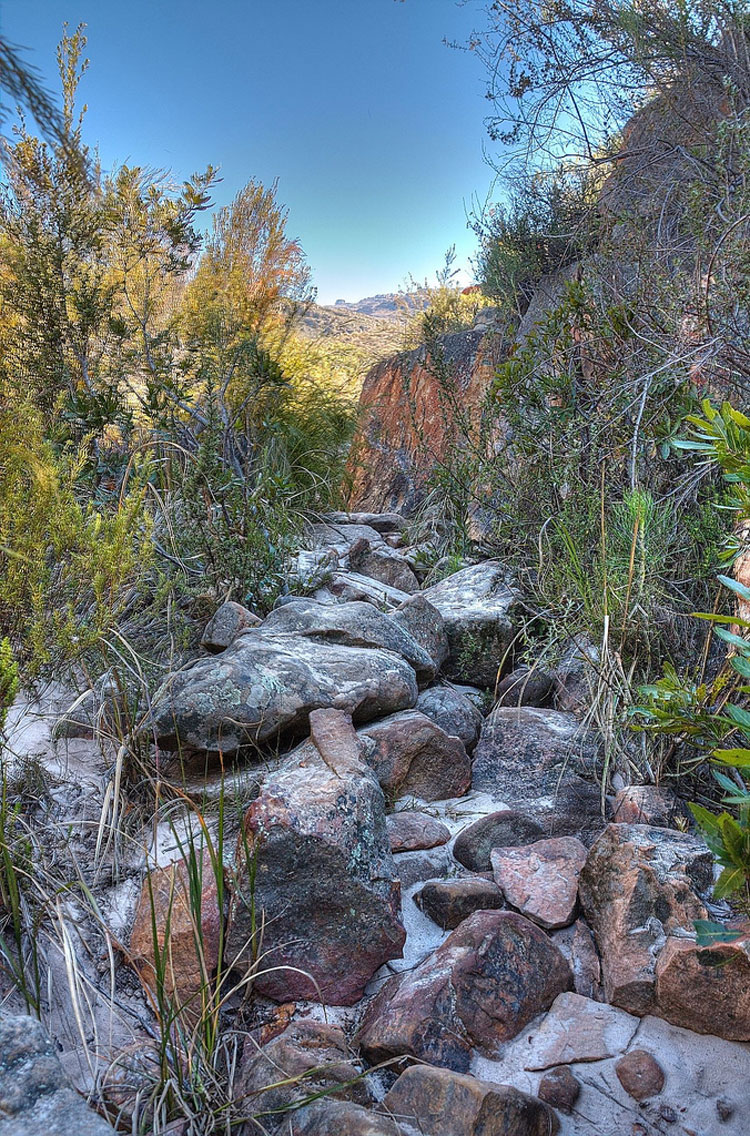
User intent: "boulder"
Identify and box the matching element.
[357,910,572,1071]
[225,710,405,1005]
[348,537,420,593]
[520,992,639,1070]
[471,707,603,840]
[359,710,471,802]
[289,1100,404,1135]
[614,1048,665,1101]
[391,845,456,890]
[611,784,687,827]
[386,812,451,853]
[380,1065,558,1136]
[322,571,412,609]
[260,598,435,683]
[415,877,504,929]
[201,600,260,653]
[490,836,587,930]
[453,811,545,873]
[236,1020,369,1130]
[415,684,483,749]
[0,1012,115,1134]
[537,1066,581,1113]
[129,849,223,1026]
[654,933,750,1041]
[148,632,418,754]
[495,666,554,708]
[392,595,450,674]
[308,522,386,551]
[578,823,713,1015]
[422,562,521,686]
[322,511,406,533]
[550,637,599,715]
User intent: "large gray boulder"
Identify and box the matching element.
[422,562,521,685]
[225,710,405,1005]
[0,1012,115,1135]
[471,706,603,840]
[148,632,417,753]
[259,598,435,682]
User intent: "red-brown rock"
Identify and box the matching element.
[359,709,471,801]
[612,785,686,827]
[386,812,451,853]
[453,810,545,872]
[415,877,504,929]
[654,934,750,1041]
[236,1020,370,1129]
[537,1066,581,1113]
[380,1065,558,1136]
[130,849,223,1026]
[357,910,572,1071]
[491,836,587,930]
[614,1049,665,1101]
[225,710,405,1005]
[349,326,506,515]
[578,824,712,1015]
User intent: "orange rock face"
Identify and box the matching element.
[348,325,507,513]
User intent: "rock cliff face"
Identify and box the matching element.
[348,267,578,516]
[348,320,507,514]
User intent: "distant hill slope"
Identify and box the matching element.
[297,292,429,373]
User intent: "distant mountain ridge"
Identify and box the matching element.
[331,290,428,321]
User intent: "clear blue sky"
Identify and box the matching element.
[0,0,499,303]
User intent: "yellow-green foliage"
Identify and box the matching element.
[0,395,152,671]
[403,286,494,349]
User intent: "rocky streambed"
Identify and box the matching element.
[2,513,749,1136]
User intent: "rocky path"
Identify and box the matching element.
[2,513,749,1135]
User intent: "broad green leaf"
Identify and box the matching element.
[694,919,744,947]
[714,748,750,768]
[714,864,746,899]
[689,802,722,835]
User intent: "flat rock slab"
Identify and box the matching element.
[260,598,435,682]
[380,1065,558,1136]
[471,707,603,840]
[357,910,572,1071]
[386,811,451,852]
[359,710,471,802]
[226,711,405,1005]
[0,1012,115,1135]
[423,562,521,686]
[522,993,640,1070]
[491,837,587,929]
[149,631,418,753]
